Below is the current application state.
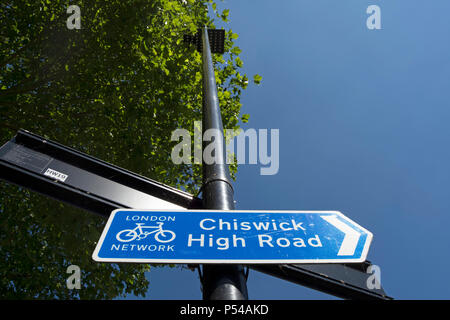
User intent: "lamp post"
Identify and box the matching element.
[186,26,248,300]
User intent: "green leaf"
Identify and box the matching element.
[221,9,230,21]
[231,46,241,56]
[253,74,262,85]
[235,57,243,68]
[229,31,239,40]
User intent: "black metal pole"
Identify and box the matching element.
[200,27,248,300]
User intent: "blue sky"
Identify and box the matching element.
[130,0,450,299]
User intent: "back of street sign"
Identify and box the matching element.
[0,130,202,215]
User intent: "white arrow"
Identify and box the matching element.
[320,215,361,256]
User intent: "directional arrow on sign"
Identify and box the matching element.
[321,215,361,256]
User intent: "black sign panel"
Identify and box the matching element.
[0,130,202,216]
[250,261,391,300]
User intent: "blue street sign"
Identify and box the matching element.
[92,209,373,264]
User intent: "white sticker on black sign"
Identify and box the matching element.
[44,168,68,182]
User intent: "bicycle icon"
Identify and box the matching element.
[116,222,176,243]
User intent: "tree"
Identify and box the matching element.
[0,0,256,299]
